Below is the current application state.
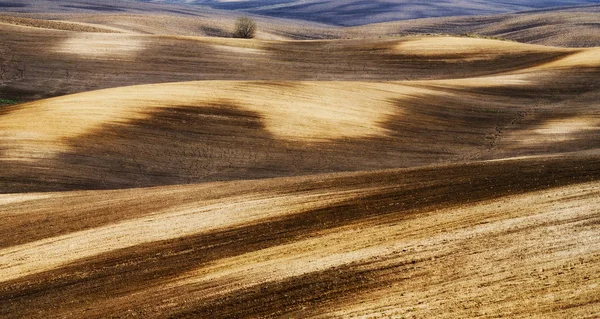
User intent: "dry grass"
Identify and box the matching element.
[1,50,598,192]
[3,4,600,47]
[348,9,600,47]
[1,157,599,318]
[0,15,119,33]
[0,25,576,101]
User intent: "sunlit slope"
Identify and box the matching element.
[0,13,331,39]
[351,7,600,47]
[4,5,600,46]
[37,13,335,39]
[150,0,600,26]
[58,5,600,46]
[3,0,598,28]
[1,38,599,193]
[0,155,599,318]
[0,27,575,101]
[1,52,598,193]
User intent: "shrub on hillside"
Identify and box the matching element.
[234,16,257,39]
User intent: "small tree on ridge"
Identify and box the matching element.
[234,16,257,39]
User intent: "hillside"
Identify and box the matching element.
[1,156,599,318]
[155,0,600,26]
[351,6,600,47]
[1,35,599,193]
[0,22,578,101]
[0,0,337,39]
[3,0,600,47]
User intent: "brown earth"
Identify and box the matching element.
[1,156,599,318]
[2,3,600,45]
[349,8,600,48]
[0,23,579,101]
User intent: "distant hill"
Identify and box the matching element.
[2,0,600,26]
[1,0,599,46]
[171,0,600,26]
[350,6,600,47]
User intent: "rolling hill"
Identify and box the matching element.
[0,22,582,101]
[350,6,600,47]
[155,0,600,25]
[1,157,599,318]
[1,33,598,192]
[1,2,600,48]
[6,0,600,24]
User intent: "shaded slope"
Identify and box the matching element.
[0,12,337,40]
[0,0,217,15]
[1,155,599,318]
[3,1,600,47]
[352,7,600,47]
[0,0,338,39]
[0,29,574,101]
[48,5,600,46]
[155,0,600,26]
[0,15,121,33]
[1,51,599,193]
[3,0,600,27]
[1,40,598,192]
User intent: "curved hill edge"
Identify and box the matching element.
[1,153,599,317]
[1,68,599,193]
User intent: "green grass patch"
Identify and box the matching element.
[0,98,19,105]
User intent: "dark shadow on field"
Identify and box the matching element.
[239,1,491,26]
[265,39,572,81]
[480,98,600,159]
[0,25,577,103]
[0,3,27,8]
[0,30,248,101]
[2,155,599,318]
[1,66,599,193]
[0,95,461,192]
[47,101,415,191]
[205,0,298,11]
[0,102,19,117]
[61,4,126,12]
[199,26,232,38]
